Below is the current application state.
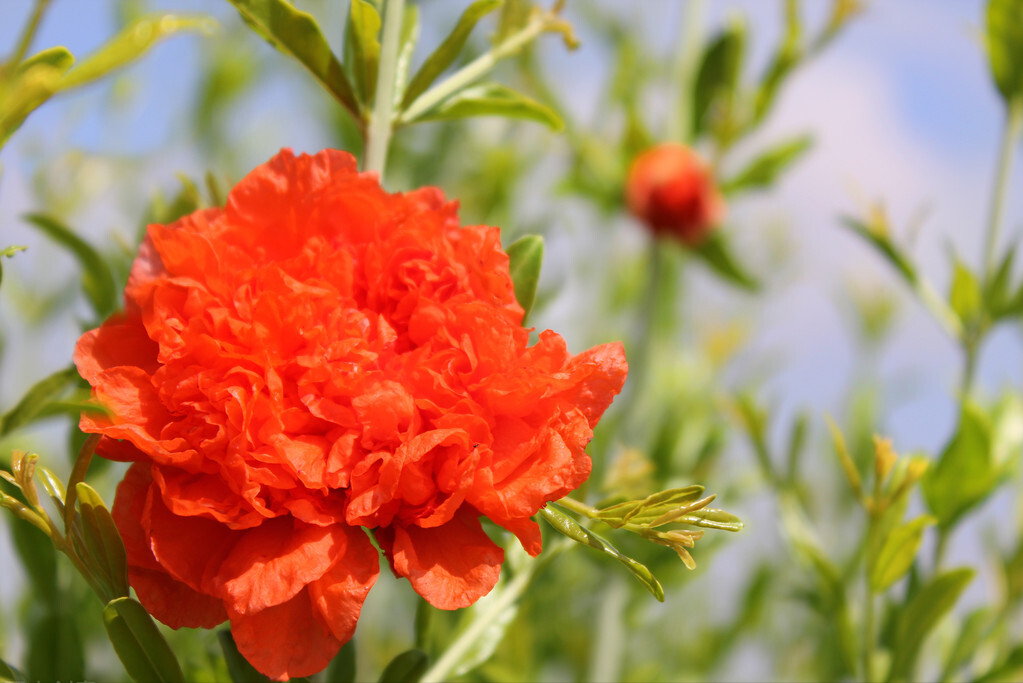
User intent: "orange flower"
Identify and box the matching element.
[625,143,724,245]
[74,149,627,680]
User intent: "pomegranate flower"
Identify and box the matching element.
[626,143,724,245]
[73,149,627,680]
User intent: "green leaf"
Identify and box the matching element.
[505,234,543,321]
[400,0,503,109]
[17,46,75,75]
[0,245,27,290]
[218,630,272,683]
[691,19,745,138]
[840,216,918,286]
[976,642,1023,683]
[377,649,428,683]
[596,486,706,527]
[753,0,803,123]
[22,213,118,317]
[59,14,216,91]
[888,568,974,683]
[869,515,934,592]
[986,0,1023,104]
[346,0,383,106]
[949,258,984,326]
[404,82,563,130]
[103,597,186,683]
[392,5,420,108]
[0,63,65,148]
[8,510,57,599]
[720,135,813,195]
[689,230,759,291]
[940,606,999,681]
[27,609,85,683]
[678,507,744,532]
[922,401,999,528]
[0,365,79,438]
[539,504,665,601]
[0,657,25,682]
[75,482,130,600]
[451,582,520,677]
[325,641,357,683]
[227,0,359,117]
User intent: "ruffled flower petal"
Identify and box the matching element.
[384,508,504,610]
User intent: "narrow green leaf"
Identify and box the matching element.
[689,230,759,291]
[976,642,1023,683]
[753,0,803,123]
[227,0,359,117]
[27,609,85,683]
[346,0,383,106]
[0,63,65,148]
[949,258,984,326]
[720,135,813,195]
[0,365,79,438]
[103,597,185,683]
[451,584,519,677]
[888,568,974,683]
[0,657,25,682]
[922,401,998,528]
[59,14,216,90]
[392,5,420,107]
[596,486,705,527]
[75,482,130,600]
[985,244,1016,313]
[377,649,428,683]
[678,507,744,532]
[786,412,809,481]
[869,515,934,592]
[325,641,356,683]
[840,216,918,285]
[0,245,27,290]
[505,234,543,321]
[22,213,118,317]
[401,0,503,109]
[986,0,1023,104]
[8,511,57,598]
[218,630,272,683]
[539,504,665,601]
[405,82,563,130]
[691,20,745,138]
[17,46,75,75]
[940,606,999,682]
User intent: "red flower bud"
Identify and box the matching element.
[626,143,724,245]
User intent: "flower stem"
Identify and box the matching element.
[6,0,52,68]
[364,0,406,180]
[399,11,552,124]
[983,99,1023,283]
[669,0,705,143]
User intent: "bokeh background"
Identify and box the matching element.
[1,1,1021,681]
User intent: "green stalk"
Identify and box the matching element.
[6,0,52,68]
[669,0,705,143]
[862,512,880,683]
[399,11,553,124]
[983,99,1023,283]
[364,0,406,179]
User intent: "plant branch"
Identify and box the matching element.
[399,9,560,124]
[983,99,1023,283]
[364,0,406,180]
[7,0,52,68]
